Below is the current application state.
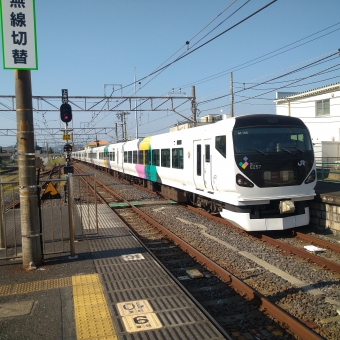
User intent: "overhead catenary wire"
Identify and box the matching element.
[198,52,339,106]
[131,63,340,136]
[111,0,278,96]
[135,23,340,117]
[175,22,340,91]
[86,0,244,135]
[122,0,240,98]
[199,62,340,113]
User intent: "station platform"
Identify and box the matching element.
[315,180,340,201]
[0,203,226,340]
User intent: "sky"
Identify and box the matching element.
[0,0,340,149]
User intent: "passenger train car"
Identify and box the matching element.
[73,114,316,231]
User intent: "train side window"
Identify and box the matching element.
[133,151,137,164]
[197,144,201,176]
[138,150,143,164]
[152,149,160,166]
[172,148,183,169]
[128,151,132,163]
[161,149,170,168]
[145,150,150,165]
[215,135,226,158]
[205,145,210,162]
[124,151,127,163]
[112,151,115,162]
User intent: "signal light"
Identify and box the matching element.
[64,143,72,153]
[60,103,72,123]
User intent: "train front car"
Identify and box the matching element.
[221,114,316,231]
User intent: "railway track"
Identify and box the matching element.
[0,163,65,212]
[74,162,339,339]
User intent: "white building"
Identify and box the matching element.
[275,83,340,159]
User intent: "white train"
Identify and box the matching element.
[73,114,316,231]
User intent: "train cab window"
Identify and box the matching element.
[215,135,226,158]
[133,151,137,164]
[128,151,132,163]
[205,145,210,162]
[152,149,160,166]
[172,148,183,169]
[161,149,170,168]
[124,151,127,163]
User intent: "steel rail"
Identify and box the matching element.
[74,163,323,339]
[129,205,323,340]
[254,234,340,273]
[186,205,340,273]
[293,231,340,253]
[73,166,105,204]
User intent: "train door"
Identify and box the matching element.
[114,148,118,171]
[193,141,205,190]
[145,150,151,179]
[204,139,214,191]
[118,146,124,173]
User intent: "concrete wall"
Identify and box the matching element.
[310,182,340,235]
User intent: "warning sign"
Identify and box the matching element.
[41,182,61,200]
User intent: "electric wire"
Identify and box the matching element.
[175,22,340,91]
[198,53,339,105]
[200,63,340,113]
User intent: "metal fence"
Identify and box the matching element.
[0,173,98,261]
[0,180,21,260]
[316,161,340,182]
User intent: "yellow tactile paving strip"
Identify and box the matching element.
[0,277,72,296]
[0,274,117,340]
[72,274,118,340]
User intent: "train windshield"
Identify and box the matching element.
[233,126,314,187]
[233,126,313,155]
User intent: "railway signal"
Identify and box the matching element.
[60,103,72,123]
[64,143,72,153]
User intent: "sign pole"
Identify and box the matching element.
[1,0,41,268]
[15,70,42,269]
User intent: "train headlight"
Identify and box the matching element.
[236,174,254,187]
[304,170,316,184]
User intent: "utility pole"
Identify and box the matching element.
[230,72,234,117]
[123,112,128,141]
[114,123,118,142]
[191,86,197,127]
[0,176,4,248]
[134,68,138,139]
[15,70,42,269]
